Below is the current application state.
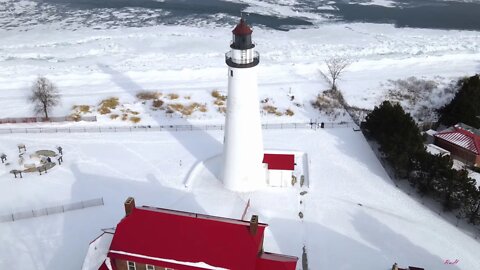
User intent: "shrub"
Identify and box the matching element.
[110,114,119,120]
[121,114,128,121]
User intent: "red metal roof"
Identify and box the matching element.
[232,18,253,35]
[108,206,297,270]
[435,125,480,155]
[263,154,295,170]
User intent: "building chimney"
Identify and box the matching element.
[124,197,136,216]
[250,215,258,236]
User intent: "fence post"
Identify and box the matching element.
[11,213,14,221]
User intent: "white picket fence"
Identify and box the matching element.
[0,121,356,134]
[0,197,104,223]
[0,115,97,125]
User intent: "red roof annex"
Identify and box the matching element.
[105,204,297,270]
[263,153,295,170]
[435,125,480,155]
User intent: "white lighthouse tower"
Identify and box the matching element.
[222,18,265,191]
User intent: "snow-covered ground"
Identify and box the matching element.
[2,3,480,269]
[1,22,479,124]
[1,128,479,270]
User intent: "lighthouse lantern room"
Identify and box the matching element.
[222,18,266,191]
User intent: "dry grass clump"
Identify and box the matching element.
[217,106,227,114]
[312,91,342,112]
[136,91,161,100]
[72,105,91,113]
[184,95,191,100]
[69,113,81,122]
[263,105,278,114]
[167,93,179,100]
[152,99,164,108]
[212,90,227,115]
[121,114,128,121]
[122,108,139,115]
[285,109,294,116]
[211,90,227,101]
[214,99,224,106]
[167,102,207,116]
[110,114,119,120]
[198,104,208,113]
[98,97,119,115]
[130,116,141,123]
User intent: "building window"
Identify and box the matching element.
[230,70,233,77]
[146,265,155,270]
[127,261,136,270]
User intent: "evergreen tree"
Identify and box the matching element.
[364,101,424,176]
[439,74,480,128]
[459,183,480,225]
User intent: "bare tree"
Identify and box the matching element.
[29,77,60,119]
[320,57,351,91]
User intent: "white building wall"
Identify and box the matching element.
[267,170,293,187]
[222,66,266,191]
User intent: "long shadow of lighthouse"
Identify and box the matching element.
[97,64,223,179]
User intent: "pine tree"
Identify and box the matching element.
[439,74,480,128]
[364,101,424,176]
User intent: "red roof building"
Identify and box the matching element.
[263,153,296,187]
[91,197,297,270]
[263,154,295,171]
[434,123,480,166]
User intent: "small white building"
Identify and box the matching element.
[426,143,450,157]
[263,153,295,187]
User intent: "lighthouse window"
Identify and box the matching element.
[230,70,233,77]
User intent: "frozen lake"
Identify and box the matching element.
[2,0,480,31]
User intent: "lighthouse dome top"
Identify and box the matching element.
[232,18,253,36]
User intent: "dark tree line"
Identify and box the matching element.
[364,101,480,225]
[439,74,480,128]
